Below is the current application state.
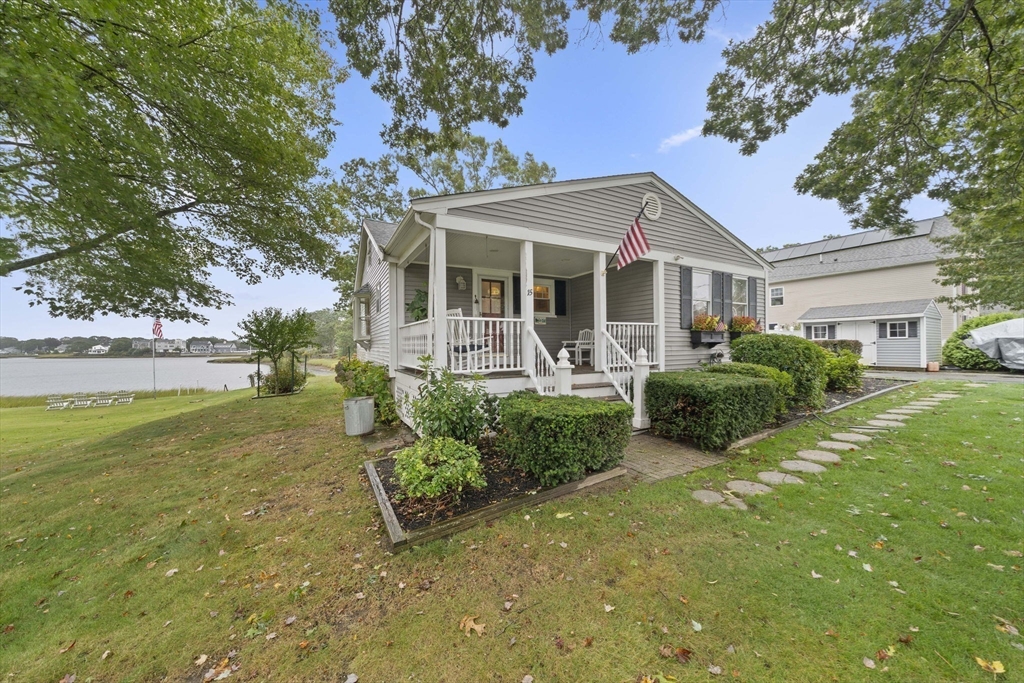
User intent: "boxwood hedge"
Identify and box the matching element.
[646,371,779,451]
[497,392,632,487]
[706,362,795,415]
[730,334,828,408]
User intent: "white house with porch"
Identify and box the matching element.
[351,173,772,428]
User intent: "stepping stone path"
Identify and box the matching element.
[850,427,887,433]
[868,419,905,427]
[830,432,873,442]
[781,460,827,473]
[888,409,922,414]
[876,414,909,420]
[932,393,960,398]
[720,498,748,511]
[692,490,724,505]
[965,383,988,388]
[758,471,804,485]
[798,449,843,463]
[817,440,862,451]
[726,480,774,496]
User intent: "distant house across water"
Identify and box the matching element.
[87,344,109,355]
[189,341,214,354]
[131,338,186,352]
[212,342,239,354]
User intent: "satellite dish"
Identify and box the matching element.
[641,192,662,220]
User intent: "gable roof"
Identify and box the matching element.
[764,216,954,282]
[799,298,936,321]
[363,219,399,252]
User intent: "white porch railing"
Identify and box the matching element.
[606,322,658,366]
[447,317,523,374]
[397,319,431,370]
[601,329,635,403]
[527,327,557,395]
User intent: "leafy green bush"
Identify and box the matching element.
[706,362,795,415]
[942,312,1021,371]
[335,357,399,426]
[393,437,486,502]
[262,368,307,394]
[730,334,828,408]
[497,392,631,487]
[812,339,863,356]
[408,360,488,444]
[824,350,864,391]
[646,372,778,450]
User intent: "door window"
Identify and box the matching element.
[480,279,505,317]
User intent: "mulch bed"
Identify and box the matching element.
[774,377,906,426]
[373,446,543,532]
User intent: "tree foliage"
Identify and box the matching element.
[237,307,316,377]
[1,0,345,322]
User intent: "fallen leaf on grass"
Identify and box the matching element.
[825,629,839,638]
[522,677,534,683]
[583,636,594,648]
[863,564,873,572]
[265,632,277,640]
[659,645,692,663]
[691,620,702,632]
[708,665,723,675]
[102,650,111,660]
[1004,550,1023,558]
[679,596,689,604]
[604,604,615,612]
[285,616,296,626]
[975,657,1005,674]
[165,568,179,577]
[58,640,75,654]
[555,512,571,519]
[299,640,309,649]
[459,615,485,637]
[195,655,209,666]
[876,646,896,660]
[988,564,1005,571]
[59,676,75,683]
[898,634,914,644]
[811,571,822,579]
[146,561,156,569]
[863,657,876,669]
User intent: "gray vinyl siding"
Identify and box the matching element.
[607,260,654,323]
[925,313,942,362]
[756,278,766,323]
[877,324,923,368]
[534,312,570,360]
[364,247,391,367]
[446,266,474,315]
[664,264,730,370]
[449,181,758,268]
[404,263,429,323]
[570,275,594,340]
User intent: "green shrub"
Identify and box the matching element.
[646,371,779,451]
[335,357,399,426]
[393,437,486,503]
[812,339,863,356]
[824,350,864,391]
[262,368,307,394]
[730,334,828,408]
[942,312,1022,371]
[497,392,632,487]
[408,360,488,444]
[706,362,795,415]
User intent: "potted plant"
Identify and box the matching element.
[690,314,727,347]
[728,316,762,340]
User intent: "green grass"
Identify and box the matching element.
[0,388,210,409]
[1,378,1021,681]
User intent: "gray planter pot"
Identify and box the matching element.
[344,396,375,436]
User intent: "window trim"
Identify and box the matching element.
[691,269,712,321]
[353,292,372,341]
[811,325,828,340]
[532,277,556,318]
[769,286,784,307]
[888,321,908,339]
[731,275,749,319]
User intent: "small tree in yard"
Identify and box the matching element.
[237,308,316,392]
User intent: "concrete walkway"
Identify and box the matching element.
[622,433,726,482]
[865,370,1022,383]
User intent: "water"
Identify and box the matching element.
[0,356,315,396]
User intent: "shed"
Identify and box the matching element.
[798,299,942,368]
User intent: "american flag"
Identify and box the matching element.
[616,216,651,269]
[152,318,163,339]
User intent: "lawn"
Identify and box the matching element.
[1,377,1021,681]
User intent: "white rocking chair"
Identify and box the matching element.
[562,328,595,366]
[446,309,489,372]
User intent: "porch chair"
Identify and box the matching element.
[115,390,135,405]
[446,309,490,372]
[94,392,115,407]
[45,395,70,411]
[562,328,595,366]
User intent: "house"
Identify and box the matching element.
[212,342,239,354]
[87,344,109,355]
[131,338,150,350]
[798,299,943,368]
[54,344,70,353]
[351,172,771,423]
[190,341,213,354]
[0,347,21,356]
[762,216,970,344]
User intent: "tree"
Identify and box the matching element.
[108,338,133,355]
[237,307,316,379]
[1,0,345,322]
[308,308,343,354]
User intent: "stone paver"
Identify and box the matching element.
[850,427,887,433]
[780,460,827,473]
[876,414,909,420]
[830,432,873,442]
[817,441,861,451]
[889,408,923,414]
[758,471,805,485]
[799,449,844,463]
[692,490,724,505]
[932,393,961,398]
[624,433,727,482]
[906,403,939,409]
[964,383,988,387]
[723,497,748,511]
[868,419,905,427]
[725,480,774,496]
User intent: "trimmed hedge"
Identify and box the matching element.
[706,362,795,415]
[825,350,864,391]
[730,334,828,408]
[646,371,779,451]
[497,392,632,487]
[942,312,1021,371]
[812,339,863,356]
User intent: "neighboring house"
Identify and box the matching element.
[54,344,70,353]
[190,341,213,354]
[798,299,943,368]
[0,347,21,356]
[762,216,970,345]
[131,338,150,350]
[351,172,771,422]
[212,342,239,354]
[87,344,109,355]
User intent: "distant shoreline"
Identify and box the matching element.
[5,354,257,361]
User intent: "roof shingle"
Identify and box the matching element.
[798,299,935,320]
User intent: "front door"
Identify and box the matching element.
[855,321,877,365]
[479,279,506,354]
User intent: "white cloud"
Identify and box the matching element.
[658,126,703,153]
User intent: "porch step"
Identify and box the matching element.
[573,382,621,399]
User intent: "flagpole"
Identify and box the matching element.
[152,335,157,399]
[604,201,650,273]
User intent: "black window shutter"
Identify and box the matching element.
[680,266,692,329]
[723,274,733,323]
[878,322,887,339]
[512,275,521,315]
[804,325,812,339]
[749,278,759,320]
[828,324,836,339]
[711,271,724,319]
[908,320,919,338]
[554,280,567,316]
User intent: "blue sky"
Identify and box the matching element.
[0,3,945,340]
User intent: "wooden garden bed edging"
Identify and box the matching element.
[364,458,628,553]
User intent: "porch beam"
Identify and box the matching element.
[520,240,535,374]
[394,230,430,269]
[431,227,448,367]
[594,252,607,372]
[653,259,665,369]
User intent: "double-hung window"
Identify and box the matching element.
[533,279,554,316]
[732,276,748,318]
[812,325,828,340]
[888,321,908,338]
[692,271,711,319]
[770,287,784,306]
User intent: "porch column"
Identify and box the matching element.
[520,240,534,373]
[388,261,400,377]
[431,227,447,367]
[593,252,607,372]
[653,259,665,370]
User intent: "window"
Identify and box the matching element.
[731,276,748,318]
[770,287,784,307]
[812,325,828,340]
[692,271,711,319]
[888,321,908,338]
[353,292,372,340]
[533,279,554,316]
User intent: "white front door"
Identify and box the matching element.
[855,321,877,365]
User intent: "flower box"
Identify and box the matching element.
[690,330,727,347]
